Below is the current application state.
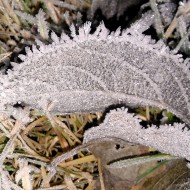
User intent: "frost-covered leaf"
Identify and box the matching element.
[84,108,190,162]
[0,12,189,127]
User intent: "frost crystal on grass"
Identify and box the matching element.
[36,9,49,40]
[15,9,49,39]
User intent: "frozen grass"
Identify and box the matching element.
[0,111,101,189]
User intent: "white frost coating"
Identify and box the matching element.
[84,108,190,161]
[0,12,189,126]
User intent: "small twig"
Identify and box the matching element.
[64,173,78,190]
[36,185,67,190]
[174,26,190,53]
[0,120,24,166]
[146,106,150,121]
[150,0,164,37]
[0,134,17,166]
[23,116,46,135]
[49,138,126,168]
[164,17,178,39]
[0,52,12,62]
[98,159,105,190]
[164,1,190,39]
[59,155,96,167]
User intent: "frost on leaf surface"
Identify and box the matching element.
[0,13,190,126]
[84,108,190,161]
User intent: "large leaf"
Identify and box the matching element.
[0,13,189,126]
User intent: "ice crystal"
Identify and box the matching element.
[36,9,49,39]
[15,9,49,39]
[15,11,36,24]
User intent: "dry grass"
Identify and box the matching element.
[0,111,100,189]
